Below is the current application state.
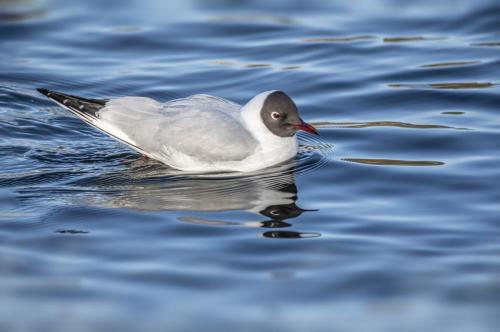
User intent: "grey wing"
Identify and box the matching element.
[38,90,257,162]
[98,94,258,162]
[154,109,257,162]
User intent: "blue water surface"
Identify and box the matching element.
[1,0,500,331]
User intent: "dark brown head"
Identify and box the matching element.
[260,91,318,137]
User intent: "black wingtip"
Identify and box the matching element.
[37,88,51,96]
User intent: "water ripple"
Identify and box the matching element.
[2,1,500,331]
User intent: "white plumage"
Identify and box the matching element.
[39,89,303,172]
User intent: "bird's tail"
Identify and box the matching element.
[37,87,149,156]
[37,88,108,120]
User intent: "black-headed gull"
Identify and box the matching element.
[37,88,318,172]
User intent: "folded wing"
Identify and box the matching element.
[39,89,258,163]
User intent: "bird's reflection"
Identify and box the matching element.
[84,159,320,239]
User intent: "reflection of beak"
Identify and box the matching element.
[299,208,319,212]
[294,120,319,135]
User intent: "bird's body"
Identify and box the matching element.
[37,88,317,172]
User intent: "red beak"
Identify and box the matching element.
[294,121,319,135]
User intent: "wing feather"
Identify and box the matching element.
[38,89,258,164]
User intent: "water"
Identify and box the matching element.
[1,0,500,331]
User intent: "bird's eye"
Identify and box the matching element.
[271,111,280,120]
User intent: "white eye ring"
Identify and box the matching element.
[271,111,280,120]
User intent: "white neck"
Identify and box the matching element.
[240,91,297,160]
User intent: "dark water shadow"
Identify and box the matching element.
[388,82,496,89]
[302,35,376,43]
[420,61,481,68]
[470,42,500,47]
[313,121,462,130]
[342,158,444,167]
[383,36,446,43]
[0,0,46,22]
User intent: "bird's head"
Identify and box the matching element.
[241,90,319,139]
